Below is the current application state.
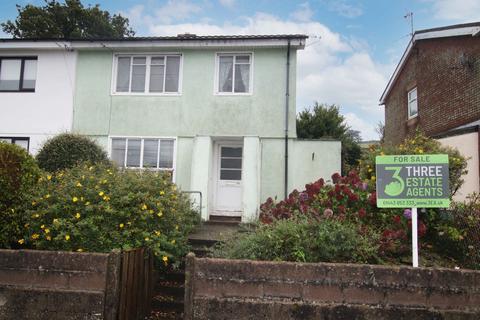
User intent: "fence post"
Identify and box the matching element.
[184,252,196,320]
[104,249,122,320]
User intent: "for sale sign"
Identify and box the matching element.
[376,154,450,208]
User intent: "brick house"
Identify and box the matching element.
[380,22,480,200]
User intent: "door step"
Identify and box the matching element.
[209,215,242,224]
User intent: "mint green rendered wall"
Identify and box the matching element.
[260,138,341,202]
[73,48,297,138]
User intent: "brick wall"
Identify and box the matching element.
[184,254,480,320]
[384,36,480,145]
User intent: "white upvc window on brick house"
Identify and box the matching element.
[407,87,418,119]
[215,53,252,94]
[113,54,182,94]
[110,137,176,175]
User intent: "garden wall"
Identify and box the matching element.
[0,248,152,320]
[184,254,480,320]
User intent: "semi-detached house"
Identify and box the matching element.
[0,34,340,221]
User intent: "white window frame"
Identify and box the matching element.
[214,52,253,96]
[111,53,183,96]
[407,87,418,119]
[108,136,177,181]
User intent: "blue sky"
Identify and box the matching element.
[1,0,480,140]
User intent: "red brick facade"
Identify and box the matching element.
[384,36,480,145]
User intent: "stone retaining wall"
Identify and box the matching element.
[0,249,121,320]
[184,254,480,319]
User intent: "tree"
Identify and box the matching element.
[1,0,135,39]
[296,103,362,173]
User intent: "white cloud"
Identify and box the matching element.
[125,7,388,140]
[219,0,235,8]
[344,112,379,141]
[429,0,480,22]
[291,2,314,22]
[154,0,202,24]
[326,0,363,18]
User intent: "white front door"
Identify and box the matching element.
[214,143,243,215]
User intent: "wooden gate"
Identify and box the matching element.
[118,248,154,320]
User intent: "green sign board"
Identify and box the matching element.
[375,154,450,208]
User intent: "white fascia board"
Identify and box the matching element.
[0,41,71,50]
[70,39,306,49]
[379,26,480,105]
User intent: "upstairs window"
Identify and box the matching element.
[216,53,252,94]
[114,55,181,94]
[110,137,175,172]
[408,87,418,119]
[0,57,37,92]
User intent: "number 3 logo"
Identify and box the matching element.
[384,166,405,197]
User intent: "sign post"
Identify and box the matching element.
[376,154,450,267]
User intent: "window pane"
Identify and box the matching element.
[165,56,180,92]
[143,139,159,168]
[218,56,233,92]
[221,147,242,157]
[0,59,21,91]
[221,158,242,169]
[111,139,126,166]
[220,169,241,180]
[0,138,12,143]
[14,139,29,150]
[126,139,141,167]
[151,57,165,65]
[149,65,165,92]
[236,55,250,63]
[116,57,131,92]
[133,57,146,64]
[234,64,250,93]
[22,60,37,90]
[131,65,146,92]
[409,100,418,117]
[409,88,417,100]
[159,140,174,168]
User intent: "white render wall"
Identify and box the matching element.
[0,49,77,154]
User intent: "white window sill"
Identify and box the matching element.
[407,114,418,120]
[214,92,252,96]
[111,92,182,97]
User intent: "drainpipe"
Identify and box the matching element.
[284,40,291,199]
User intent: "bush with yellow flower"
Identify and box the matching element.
[18,163,199,268]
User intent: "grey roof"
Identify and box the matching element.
[0,34,308,42]
[415,21,480,35]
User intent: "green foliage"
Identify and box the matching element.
[1,0,135,39]
[36,133,109,172]
[0,142,41,248]
[17,164,199,267]
[358,131,468,196]
[213,216,380,264]
[296,103,362,173]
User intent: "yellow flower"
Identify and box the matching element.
[99,191,104,196]
[32,213,39,218]
[75,212,81,219]
[53,218,59,224]
[46,235,51,241]
[141,204,147,210]
[103,195,110,201]
[159,191,165,196]
[85,201,90,206]
[148,209,154,214]
[157,212,163,217]
[76,182,82,187]
[144,237,150,241]
[380,152,385,156]
[119,223,124,228]
[175,225,179,230]
[89,166,94,171]
[31,233,39,240]
[127,221,132,225]
[171,239,176,244]
[44,228,50,234]
[40,224,45,229]
[18,239,25,245]
[72,197,79,203]
[24,223,29,228]
[44,194,51,199]
[31,201,36,206]
[154,231,161,236]
[47,175,52,180]
[368,168,373,173]
[371,176,376,181]
[162,256,168,263]
[101,179,107,184]
[418,149,424,154]
[65,234,70,241]
[77,248,84,252]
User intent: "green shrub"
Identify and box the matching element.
[0,142,41,248]
[359,131,468,196]
[18,164,199,268]
[36,133,109,172]
[213,216,380,264]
